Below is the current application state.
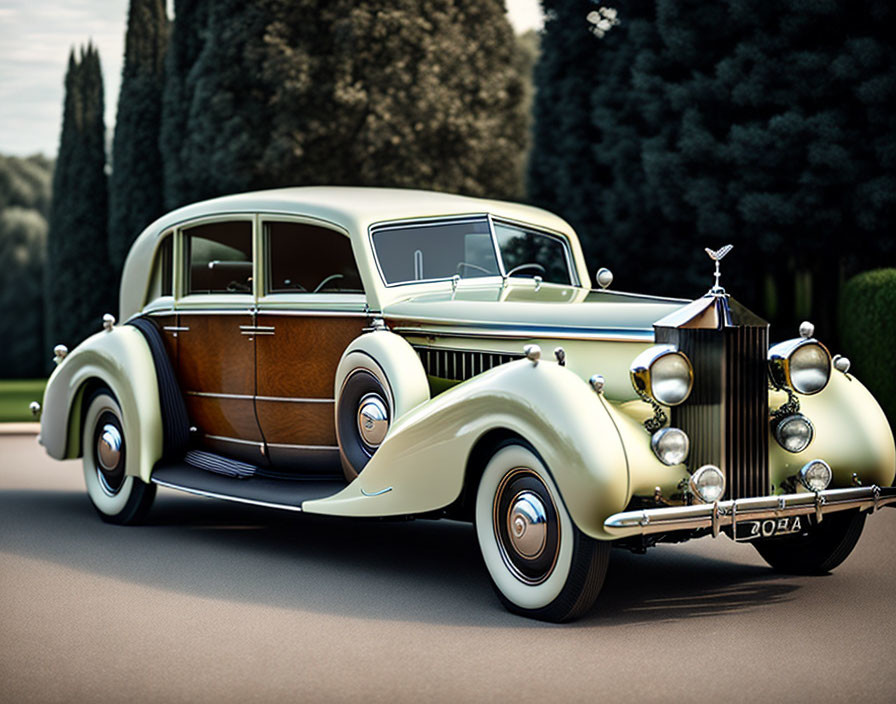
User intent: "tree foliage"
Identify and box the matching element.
[45,45,113,352]
[0,155,52,378]
[108,0,169,277]
[529,0,896,338]
[160,0,528,210]
[839,269,896,428]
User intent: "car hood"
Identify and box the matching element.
[382,283,690,342]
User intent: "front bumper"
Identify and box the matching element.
[604,485,896,539]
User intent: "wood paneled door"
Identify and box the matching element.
[255,313,367,474]
[176,310,263,463]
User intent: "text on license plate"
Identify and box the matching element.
[735,515,804,541]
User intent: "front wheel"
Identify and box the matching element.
[82,389,156,524]
[753,509,866,575]
[475,442,610,622]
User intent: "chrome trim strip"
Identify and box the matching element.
[174,309,255,316]
[186,391,254,400]
[151,478,304,513]
[265,442,339,451]
[604,485,896,538]
[205,433,264,448]
[361,486,393,497]
[255,396,335,404]
[187,391,336,404]
[255,309,369,317]
[392,325,654,343]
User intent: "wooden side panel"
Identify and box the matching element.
[176,311,261,444]
[255,315,365,399]
[255,401,336,446]
[255,314,364,470]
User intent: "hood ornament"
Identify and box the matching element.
[704,244,733,294]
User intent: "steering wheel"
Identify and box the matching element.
[456,261,495,276]
[313,273,344,293]
[505,262,546,278]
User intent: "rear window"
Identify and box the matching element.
[372,218,499,285]
[185,221,253,294]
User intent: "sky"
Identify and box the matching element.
[0,0,544,158]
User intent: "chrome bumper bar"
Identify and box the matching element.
[604,485,896,539]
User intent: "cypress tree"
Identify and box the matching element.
[160,0,210,209]
[108,0,168,278]
[45,45,113,351]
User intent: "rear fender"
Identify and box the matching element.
[304,358,631,539]
[40,326,163,483]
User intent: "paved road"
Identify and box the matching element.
[2,433,894,703]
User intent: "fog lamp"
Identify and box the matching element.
[774,414,814,453]
[689,465,726,504]
[798,459,832,492]
[651,427,689,466]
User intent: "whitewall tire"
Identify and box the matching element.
[82,390,156,524]
[475,442,610,622]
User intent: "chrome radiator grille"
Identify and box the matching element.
[658,324,769,499]
[414,346,522,382]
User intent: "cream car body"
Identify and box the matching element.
[38,187,896,621]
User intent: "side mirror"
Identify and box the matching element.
[595,267,613,289]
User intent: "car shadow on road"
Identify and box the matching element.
[0,488,798,627]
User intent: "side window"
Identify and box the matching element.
[147,233,173,302]
[265,221,363,294]
[185,221,253,294]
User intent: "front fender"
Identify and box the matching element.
[40,326,162,483]
[770,370,896,489]
[304,358,631,539]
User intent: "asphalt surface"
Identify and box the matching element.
[1,432,895,703]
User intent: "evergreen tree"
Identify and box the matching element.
[0,154,53,378]
[109,0,168,278]
[160,0,210,209]
[45,45,113,351]
[530,0,896,338]
[160,0,527,209]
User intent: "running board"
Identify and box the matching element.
[151,462,346,512]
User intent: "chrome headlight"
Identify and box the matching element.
[689,465,726,503]
[774,413,814,453]
[768,338,831,395]
[651,427,690,466]
[630,345,694,406]
[798,459,832,492]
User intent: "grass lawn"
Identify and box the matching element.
[0,379,47,422]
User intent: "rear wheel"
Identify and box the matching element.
[474,442,610,622]
[82,390,156,524]
[753,509,866,575]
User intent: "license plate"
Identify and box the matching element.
[734,515,805,541]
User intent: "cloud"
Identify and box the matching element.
[0,0,128,156]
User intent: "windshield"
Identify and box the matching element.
[372,218,500,284]
[493,221,573,285]
[371,217,575,286]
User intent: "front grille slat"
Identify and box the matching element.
[413,347,524,383]
[662,311,769,500]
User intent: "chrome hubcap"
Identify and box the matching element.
[357,393,388,448]
[97,424,122,471]
[507,491,547,559]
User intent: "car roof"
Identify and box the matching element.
[119,186,589,319]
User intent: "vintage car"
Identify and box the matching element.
[36,187,896,622]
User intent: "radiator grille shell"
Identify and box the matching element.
[656,296,769,500]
